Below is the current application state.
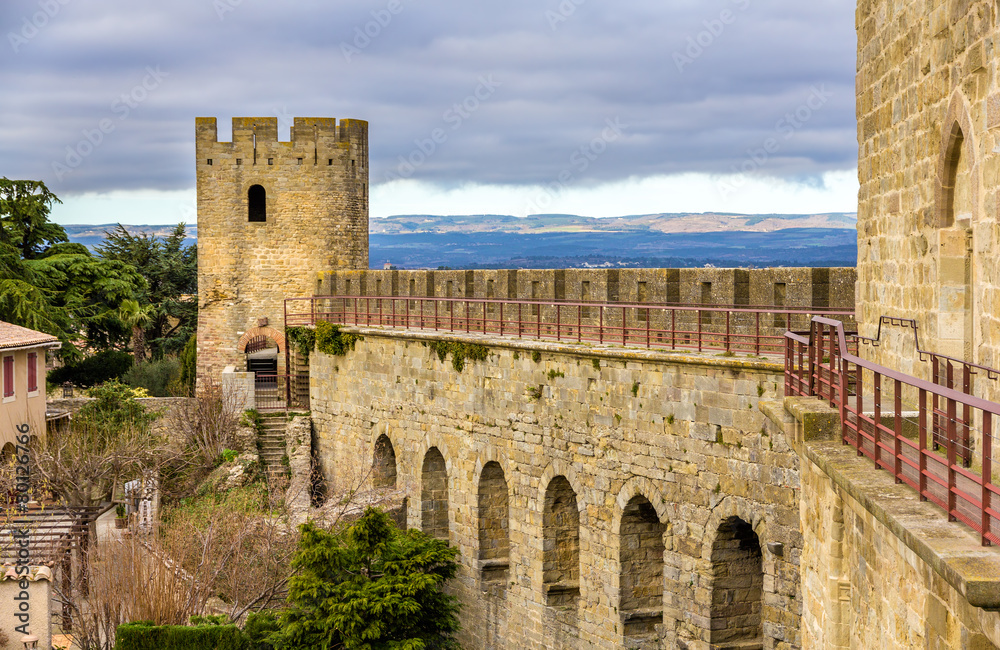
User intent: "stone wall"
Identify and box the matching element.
[319,267,856,310]
[855,0,1000,390]
[765,395,1000,650]
[310,327,802,649]
[195,116,369,384]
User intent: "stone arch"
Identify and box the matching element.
[542,475,580,607]
[534,460,587,523]
[708,516,763,648]
[618,493,666,644]
[372,434,397,489]
[248,184,266,222]
[477,460,510,584]
[936,91,978,229]
[421,447,449,541]
[934,91,980,362]
[237,326,285,353]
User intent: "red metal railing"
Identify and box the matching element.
[286,295,854,357]
[786,317,1000,546]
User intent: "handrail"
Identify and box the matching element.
[857,315,1000,381]
[287,295,855,358]
[785,316,1000,546]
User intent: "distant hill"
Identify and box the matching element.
[370,212,858,235]
[63,212,858,269]
[62,223,197,249]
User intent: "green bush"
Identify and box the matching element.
[48,349,133,388]
[122,357,181,396]
[114,621,248,650]
[243,611,280,650]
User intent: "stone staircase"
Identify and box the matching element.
[258,413,289,477]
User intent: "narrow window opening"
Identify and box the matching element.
[236,158,242,165]
[710,517,763,647]
[328,159,333,165]
[531,280,540,316]
[478,462,510,587]
[421,448,449,540]
[297,157,303,165]
[701,281,713,325]
[248,185,266,222]
[267,158,274,165]
[206,159,213,165]
[581,281,591,319]
[373,435,397,489]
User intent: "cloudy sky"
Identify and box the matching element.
[0,0,858,225]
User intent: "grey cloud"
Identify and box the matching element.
[0,0,857,195]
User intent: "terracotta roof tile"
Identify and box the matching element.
[0,321,60,351]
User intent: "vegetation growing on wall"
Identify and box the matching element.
[314,321,361,357]
[427,340,489,372]
[286,326,317,362]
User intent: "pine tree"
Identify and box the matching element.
[274,507,462,650]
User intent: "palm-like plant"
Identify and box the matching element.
[119,298,156,364]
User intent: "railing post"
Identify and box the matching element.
[983,411,993,545]
[963,364,972,467]
[518,303,522,338]
[839,350,849,444]
[622,306,626,346]
[894,378,902,483]
[947,396,958,521]
[500,302,504,337]
[755,311,760,355]
[577,305,582,343]
[646,308,651,348]
[599,306,604,344]
[919,387,928,501]
[671,309,675,350]
[697,309,703,352]
[435,300,439,331]
[874,373,882,469]
[725,310,730,353]
[556,303,561,342]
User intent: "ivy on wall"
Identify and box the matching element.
[315,321,362,356]
[427,340,489,372]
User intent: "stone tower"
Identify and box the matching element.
[855,1,1000,384]
[195,116,369,383]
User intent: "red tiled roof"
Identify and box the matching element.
[0,321,60,351]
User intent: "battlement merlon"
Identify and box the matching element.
[195,117,368,145]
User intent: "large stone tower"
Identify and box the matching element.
[855,1,1000,383]
[195,116,369,383]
